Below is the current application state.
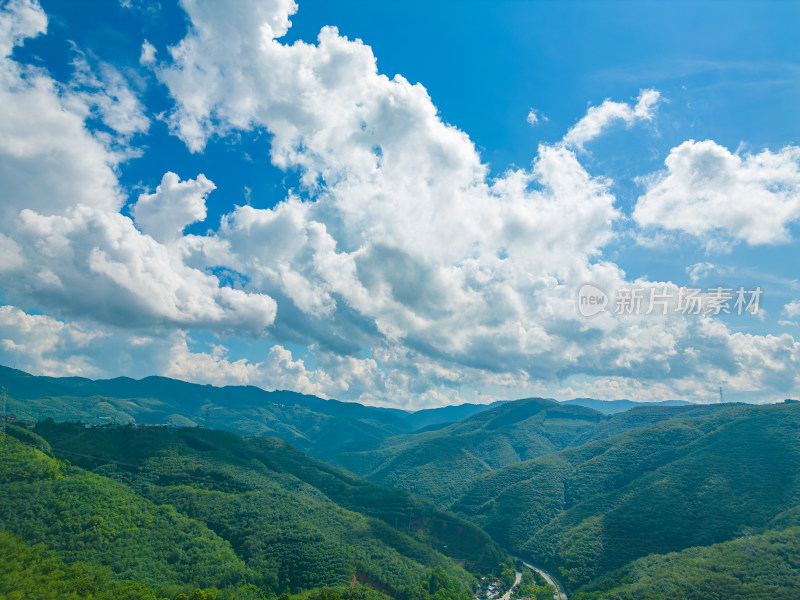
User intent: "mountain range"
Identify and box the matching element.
[2,365,798,599]
[0,365,699,461]
[1,421,506,599]
[451,401,800,595]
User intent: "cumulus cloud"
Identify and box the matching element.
[634,140,800,247]
[695,318,800,394]
[0,305,104,376]
[0,0,279,336]
[154,0,624,374]
[133,171,215,243]
[562,88,660,151]
[1,0,799,407]
[0,23,123,219]
[140,39,156,65]
[133,0,800,404]
[0,0,45,57]
[164,336,330,395]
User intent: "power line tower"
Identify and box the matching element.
[719,387,724,404]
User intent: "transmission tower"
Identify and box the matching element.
[719,387,724,404]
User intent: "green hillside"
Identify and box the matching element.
[451,402,800,593]
[0,366,512,462]
[568,402,740,446]
[0,528,163,600]
[329,399,606,504]
[329,399,737,506]
[4,365,796,599]
[0,423,505,599]
[577,521,800,600]
[0,365,416,459]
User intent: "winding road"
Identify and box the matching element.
[511,557,568,600]
[499,571,522,600]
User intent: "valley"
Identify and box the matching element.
[1,368,798,599]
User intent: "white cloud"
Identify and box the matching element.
[70,54,150,138]
[0,42,124,219]
[634,140,800,247]
[0,0,278,336]
[140,39,156,65]
[785,300,800,318]
[686,261,715,283]
[154,0,622,363]
[0,233,24,274]
[0,0,46,57]
[0,305,104,376]
[526,108,547,127]
[562,89,660,151]
[696,318,800,394]
[143,0,800,405]
[4,205,276,333]
[2,0,799,408]
[163,336,336,396]
[133,171,215,243]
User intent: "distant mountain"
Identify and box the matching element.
[329,398,607,504]
[0,365,498,460]
[328,399,738,506]
[402,401,508,431]
[1,421,506,599]
[567,402,740,446]
[450,401,800,594]
[559,397,693,414]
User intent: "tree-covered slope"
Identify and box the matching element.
[576,523,800,600]
[0,528,163,600]
[558,398,692,415]
[0,430,252,597]
[0,366,511,461]
[329,399,606,504]
[329,399,728,505]
[0,365,416,458]
[451,402,800,592]
[567,402,740,446]
[0,423,505,599]
[0,523,392,600]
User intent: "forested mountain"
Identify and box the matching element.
[576,517,800,600]
[4,364,796,599]
[329,399,736,506]
[0,366,713,467]
[451,401,800,595]
[558,398,692,414]
[329,399,605,504]
[0,423,506,599]
[401,402,508,431]
[0,366,502,459]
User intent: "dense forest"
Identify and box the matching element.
[0,366,498,459]
[2,367,799,599]
[0,423,505,599]
[451,402,800,595]
[575,522,800,600]
[328,399,733,505]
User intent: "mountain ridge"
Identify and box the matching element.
[450,401,800,593]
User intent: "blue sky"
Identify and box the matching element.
[1,0,799,408]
